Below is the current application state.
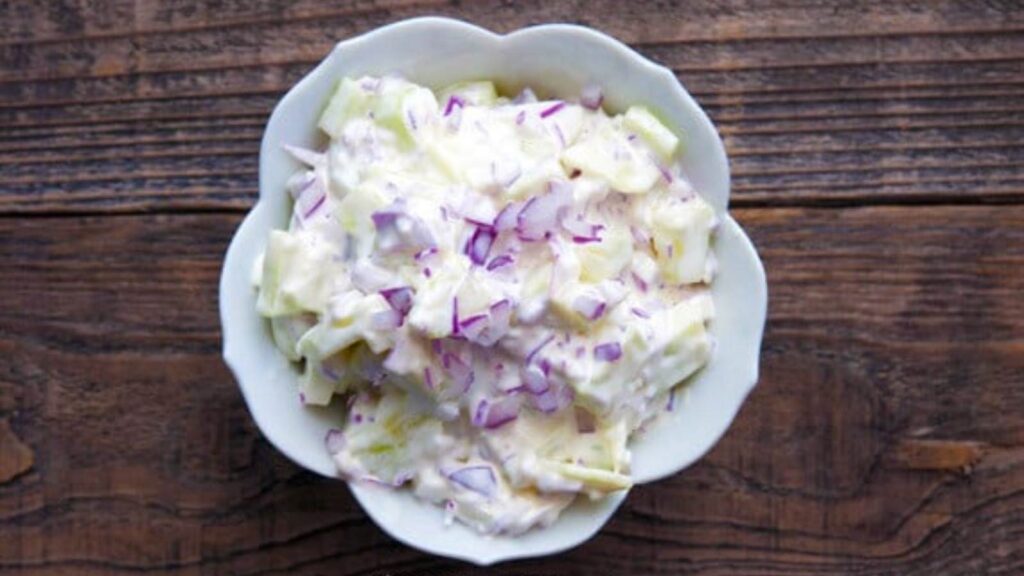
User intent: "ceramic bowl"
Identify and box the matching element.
[219,17,768,565]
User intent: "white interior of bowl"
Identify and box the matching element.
[220,17,767,565]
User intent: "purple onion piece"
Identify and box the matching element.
[494,202,522,232]
[667,387,677,412]
[302,194,327,219]
[443,95,465,116]
[631,306,651,318]
[483,397,520,429]
[540,101,566,118]
[594,341,623,362]
[522,364,550,395]
[465,226,496,265]
[380,286,414,317]
[486,254,514,271]
[459,313,488,341]
[515,183,572,241]
[472,399,490,428]
[448,466,497,497]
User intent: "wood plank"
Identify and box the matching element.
[0,206,1021,574]
[2,1,1023,213]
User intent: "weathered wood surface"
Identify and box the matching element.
[2,1,1023,574]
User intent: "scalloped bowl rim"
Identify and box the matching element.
[220,17,767,565]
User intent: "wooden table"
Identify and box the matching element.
[2,1,1023,574]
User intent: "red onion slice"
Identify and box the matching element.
[448,466,497,497]
[443,95,465,117]
[486,254,514,271]
[465,226,496,266]
[483,397,520,429]
[459,314,488,341]
[521,364,550,395]
[494,202,522,232]
[594,341,623,362]
[540,101,566,118]
[515,182,572,241]
[379,286,414,317]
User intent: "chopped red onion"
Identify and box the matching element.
[572,293,606,320]
[594,341,623,362]
[531,384,572,413]
[483,397,520,429]
[465,226,496,265]
[631,272,649,293]
[580,84,604,111]
[631,306,651,319]
[540,101,566,119]
[302,194,327,219]
[424,367,435,390]
[379,286,414,317]
[443,95,465,117]
[486,253,514,271]
[521,364,550,395]
[515,182,572,241]
[515,110,526,125]
[459,314,488,341]
[325,428,345,455]
[451,296,460,336]
[472,399,489,427]
[667,387,677,412]
[494,201,522,232]
[448,466,497,497]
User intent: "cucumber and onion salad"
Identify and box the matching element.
[254,75,718,535]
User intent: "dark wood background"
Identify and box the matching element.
[2,1,1023,574]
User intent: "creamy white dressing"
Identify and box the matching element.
[254,76,717,535]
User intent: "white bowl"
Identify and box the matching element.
[219,17,768,565]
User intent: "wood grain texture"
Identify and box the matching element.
[2,1,1023,574]
[1,206,1022,574]
[2,0,1024,212]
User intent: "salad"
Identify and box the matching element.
[253,75,717,535]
